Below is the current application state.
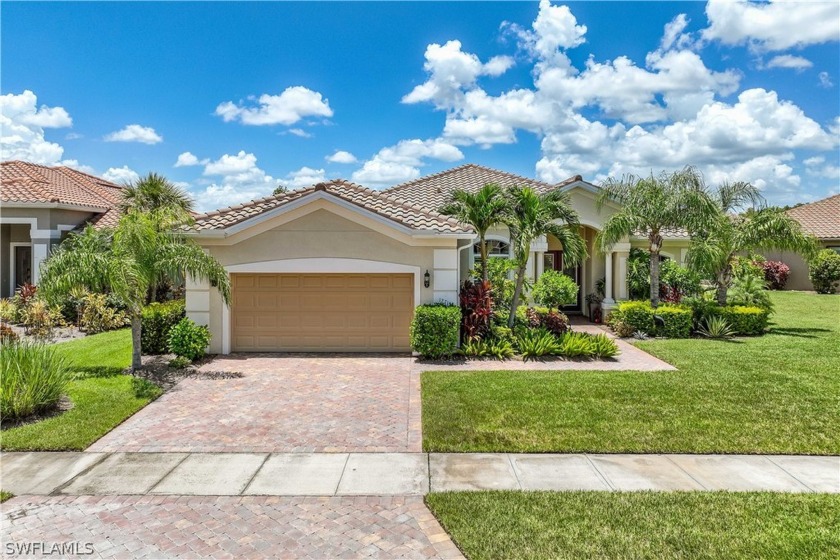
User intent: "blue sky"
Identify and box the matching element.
[3,1,838,211]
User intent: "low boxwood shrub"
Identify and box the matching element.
[654,305,693,338]
[141,300,186,355]
[717,306,769,336]
[610,301,655,336]
[168,317,211,361]
[0,341,71,420]
[410,304,460,359]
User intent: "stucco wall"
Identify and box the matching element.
[195,208,457,353]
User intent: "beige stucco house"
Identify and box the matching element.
[186,164,693,354]
[0,161,122,297]
[765,194,840,290]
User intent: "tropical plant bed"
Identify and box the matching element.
[422,291,839,454]
[426,491,840,560]
[0,329,161,451]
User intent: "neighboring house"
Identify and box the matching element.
[186,164,693,354]
[0,160,123,297]
[765,194,840,291]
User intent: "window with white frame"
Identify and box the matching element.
[472,239,510,263]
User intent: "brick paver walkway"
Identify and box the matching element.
[1,495,463,559]
[88,355,422,453]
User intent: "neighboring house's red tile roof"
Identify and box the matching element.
[1,160,123,228]
[192,179,471,234]
[382,163,580,212]
[787,194,840,240]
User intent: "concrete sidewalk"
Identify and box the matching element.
[2,452,837,496]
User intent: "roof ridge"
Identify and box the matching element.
[193,186,315,220]
[384,163,476,192]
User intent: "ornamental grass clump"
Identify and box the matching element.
[0,341,71,420]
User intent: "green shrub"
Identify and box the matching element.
[486,338,515,360]
[490,325,514,343]
[80,293,129,334]
[556,332,594,358]
[0,341,71,420]
[810,249,840,294]
[610,320,635,338]
[611,301,655,336]
[141,300,186,354]
[515,328,560,360]
[461,338,491,358]
[532,270,578,310]
[717,306,769,336]
[589,333,620,358]
[0,299,17,323]
[728,274,773,311]
[514,306,569,335]
[472,258,520,312]
[168,355,191,369]
[168,318,211,361]
[410,304,460,359]
[654,305,693,338]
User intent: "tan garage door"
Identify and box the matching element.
[231,273,414,352]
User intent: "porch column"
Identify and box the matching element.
[601,251,616,316]
[29,238,50,285]
[535,251,544,279]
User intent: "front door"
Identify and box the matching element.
[543,250,582,313]
[14,245,32,291]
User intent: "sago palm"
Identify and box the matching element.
[40,210,230,371]
[686,182,818,305]
[504,186,586,328]
[439,183,509,282]
[595,167,717,307]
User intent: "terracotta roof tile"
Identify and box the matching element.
[787,194,840,240]
[382,163,577,212]
[192,179,471,234]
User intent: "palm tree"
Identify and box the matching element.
[440,184,509,282]
[504,186,586,328]
[40,209,230,372]
[595,167,717,307]
[687,181,818,305]
[120,173,196,302]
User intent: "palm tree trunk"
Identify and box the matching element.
[507,264,528,328]
[480,237,489,283]
[716,265,732,306]
[130,311,142,372]
[649,250,661,308]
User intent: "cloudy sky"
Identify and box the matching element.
[3,1,838,211]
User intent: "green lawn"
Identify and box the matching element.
[426,491,840,560]
[0,329,160,451]
[422,291,840,454]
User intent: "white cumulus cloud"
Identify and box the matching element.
[352,139,463,187]
[215,86,333,126]
[0,90,72,164]
[102,166,140,184]
[277,166,326,189]
[192,151,278,211]
[326,150,358,164]
[104,124,163,144]
[174,151,207,167]
[703,0,840,52]
[764,55,813,71]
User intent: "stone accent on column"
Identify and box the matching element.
[432,248,458,304]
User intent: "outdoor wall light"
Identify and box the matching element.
[424,270,431,288]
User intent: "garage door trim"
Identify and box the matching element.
[220,258,421,354]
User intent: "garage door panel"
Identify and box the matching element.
[232,273,414,352]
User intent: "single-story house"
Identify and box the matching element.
[764,194,840,291]
[186,164,694,354]
[0,160,123,297]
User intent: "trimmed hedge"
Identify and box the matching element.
[609,301,691,338]
[715,306,769,336]
[410,304,460,359]
[141,300,185,355]
[168,317,211,361]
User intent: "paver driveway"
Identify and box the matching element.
[1,495,463,559]
[88,355,421,453]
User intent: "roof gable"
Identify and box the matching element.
[191,179,471,236]
[382,163,589,212]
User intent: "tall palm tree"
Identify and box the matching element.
[687,181,818,305]
[595,167,717,307]
[40,209,230,372]
[439,184,509,282]
[120,173,196,302]
[504,186,586,328]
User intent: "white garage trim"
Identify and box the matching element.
[221,258,424,354]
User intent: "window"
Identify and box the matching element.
[473,240,510,257]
